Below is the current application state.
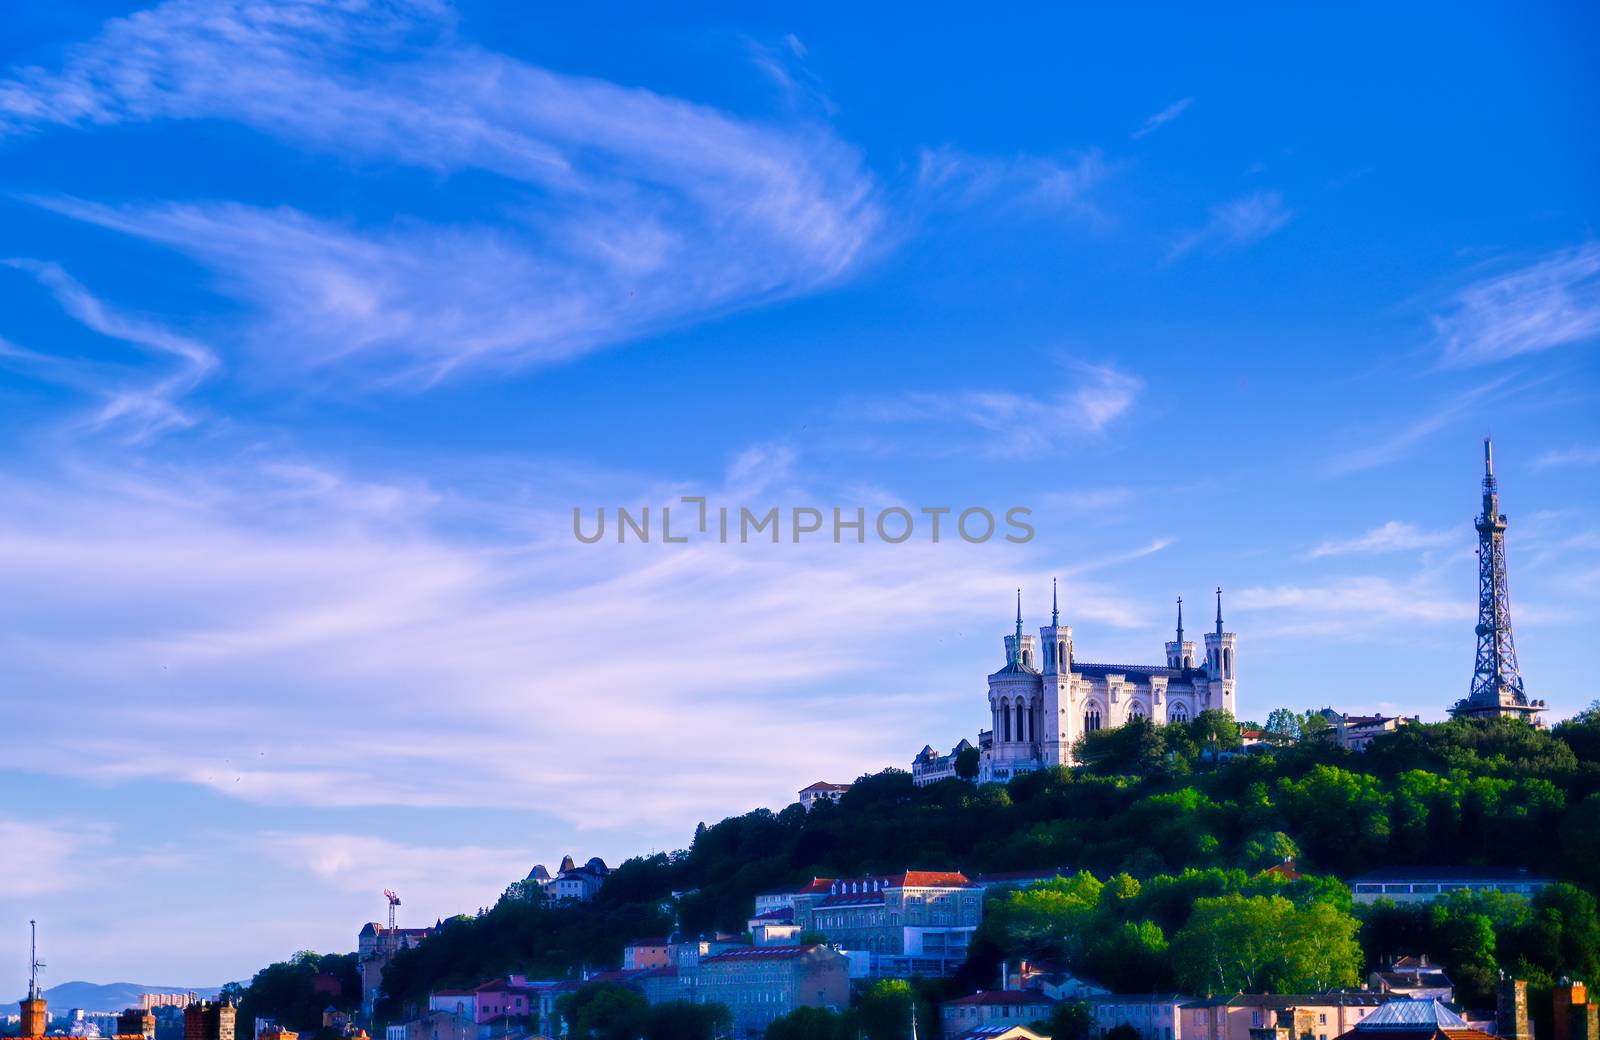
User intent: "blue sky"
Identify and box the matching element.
[1,0,1597,987]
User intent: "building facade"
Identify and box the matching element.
[359,923,433,1019]
[525,855,612,902]
[787,871,983,977]
[943,992,1058,1035]
[1181,993,1389,1040]
[691,946,848,1037]
[1349,868,1552,905]
[798,782,851,810]
[916,585,1236,784]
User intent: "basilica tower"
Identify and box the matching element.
[1202,588,1237,714]
[1037,579,1073,766]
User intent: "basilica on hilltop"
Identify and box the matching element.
[913,582,1237,784]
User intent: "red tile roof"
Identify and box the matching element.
[800,781,851,793]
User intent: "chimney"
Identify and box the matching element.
[1498,976,1531,1040]
[1556,980,1597,1040]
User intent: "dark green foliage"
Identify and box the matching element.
[554,984,731,1040]
[763,980,933,1040]
[1032,999,1092,1040]
[1356,883,1600,1007]
[367,715,1599,1022]
[234,951,360,1040]
[955,745,981,780]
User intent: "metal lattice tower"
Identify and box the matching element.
[1452,439,1542,720]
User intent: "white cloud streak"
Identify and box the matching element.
[1434,244,1600,367]
[1132,97,1193,139]
[1,259,218,439]
[3,0,883,385]
[855,360,1142,457]
[1167,190,1293,261]
[913,145,1111,220]
[0,451,1159,831]
[1533,445,1600,470]
[1307,521,1459,559]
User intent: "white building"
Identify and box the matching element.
[917,584,1237,783]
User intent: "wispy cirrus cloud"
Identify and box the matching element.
[913,145,1112,220]
[1326,376,1513,475]
[1,259,218,438]
[1132,97,1193,139]
[1433,244,1600,367]
[3,0,883,386]
[854,360,1142,457]
[1534,445,1600,470]
[0,447,1157,830]
[1307,520,1459,559]
[1167,190,1293,261]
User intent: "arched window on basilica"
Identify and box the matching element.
[1083,707,1102,732]
[1170,703,1189,723]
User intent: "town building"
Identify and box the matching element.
[622,939,672,970]
[426,992,477,1020]
[746,908,801,947]
[1180,993,1390,1040]
[781,871,983,977]
[1089,995,1194,1040]
[915,584,1237,784]
[1349,868,1553,905]
[359,922,434,1019]
[797,782,851,810]
[525,856,612,902]
[942,991,1058,1035]
[1003,961,1108,1000]
[1330,998,1495,1040]
[688,946,848,1037]
[382,1009,473,1040]
[911,741,974,787]
[1369,957,1454,1003]
[1310,710,1419,752]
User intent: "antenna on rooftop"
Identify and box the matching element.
[29,920,46,999]
[383,889,401,931]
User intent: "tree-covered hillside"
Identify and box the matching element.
[371,709,1600,1026]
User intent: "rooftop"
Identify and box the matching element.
[944,991,1059,1007]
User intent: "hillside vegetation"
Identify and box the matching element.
[345,709,1600,1027]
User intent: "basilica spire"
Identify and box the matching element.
[1176,596,1184,645]
[1215,587,1224,639]
[1052,578,1059,627]
[1009,588,1023,663]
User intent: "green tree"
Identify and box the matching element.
[1032,1000,1092,1040]
[1171,894,1360,995]
[556,983,648,1040]
[955,745,982,780]
[1264,709,1303,742]
[766,1007,847,1040]
[854,980,933,1040]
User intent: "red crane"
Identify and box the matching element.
[383,889,401,931]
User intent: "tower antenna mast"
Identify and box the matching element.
[383,889,401,931]
[29,920,45,998]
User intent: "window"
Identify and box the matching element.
[1171,704,1189,723]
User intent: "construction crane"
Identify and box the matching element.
[383,889,401,931]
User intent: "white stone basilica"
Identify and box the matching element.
[969,583,1237,782]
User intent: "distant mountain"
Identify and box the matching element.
[11,982,222,1013]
